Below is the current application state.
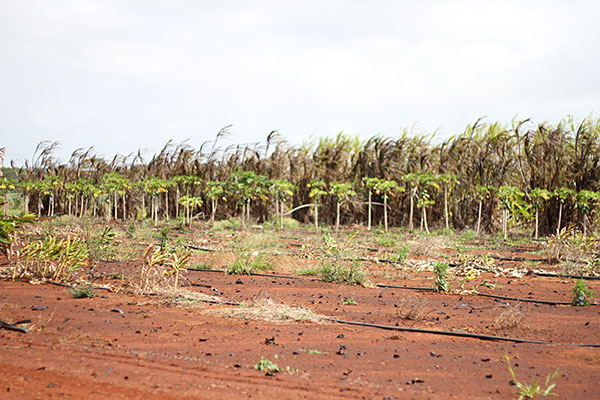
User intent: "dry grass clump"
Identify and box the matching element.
[495,304,526,330]
[396,297,430,321]
[208,298,323,323]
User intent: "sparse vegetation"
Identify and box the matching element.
[69,284,97,298]
[571,279,595,306]
[505,354,563,399]
[433,262,450,292]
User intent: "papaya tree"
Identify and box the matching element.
[229,171,269,228]
[102,172,131,221]
[413,173,438,234]
[497,185,529,240]
[205,180,226,225]
[308,179,327,230]
[140,178,170,226]
[372,179,401,233]
[437,174,458,230]
[529,188,551,239]
[362,177,379,231]
[171,175,201,221]
[474,185,491,236]
[178,195,203,226]
[270,179,297,229]
[575,190,600,236]
[553,187,576,235]
[329,182,356,231]
[0,177,16,217]
[401,173,421,231]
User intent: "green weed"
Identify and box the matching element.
[505,354,562,399]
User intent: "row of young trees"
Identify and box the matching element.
[2,117,600,236]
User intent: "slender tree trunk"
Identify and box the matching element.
[384,195,389,233]
[50,192,54,217]
[141,194,146,221]
[122,192,126,221]
[211,199,217,225]
[37,197,41,217]
[557,203,563,235]
[279,200,284,229]
[24,194,29,214]
[409,187,415,230]
[3,194,8,217]
[114,192,118,220]
[444,188,449,230]
[423,205,430,234]
[314,203,318,230]
[503,209,508,240]
[68,197,72,216]
[367,190,372,231]
[246,200,250,223]
[535,207,539,240]
[165,191,169,221]
[336,201,340,231]
[583,214,588,236]
[175,187,180,219]
[476,200,482,236]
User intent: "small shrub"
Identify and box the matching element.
[390,246,409,263]
[69,284,97,298]
[396,297,429,321]
[125,224,136,239]
[296,267,320,276]
[433,261,450,292]
[212,218,242,231]
[319,261,365,285]
[376,235,396,248]
[495,304,526,330]
[255,358,280,374]
[571,279,595,306]
[505,354,562,399]
[343,297,357,306]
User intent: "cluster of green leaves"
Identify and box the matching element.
[505,354,562,399]
[433,261,450,292]
[19,235,89,282]
[226,244,274,275]
[319,261,365,285]
[571,279,595,306]
[141,244,192,289]
[0,214,35,255]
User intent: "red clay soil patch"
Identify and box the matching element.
[1,264,600,400]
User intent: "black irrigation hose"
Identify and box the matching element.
[473,291,599,306]
[186,269,597,306]
[186,268,304,280]
[531,271,600,281]
[473,291,572,306]
[324,317,600,348]
[0,319,30,334]
[47,280,112,291]
[375,283,435,291]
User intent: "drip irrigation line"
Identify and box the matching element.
[375,283,435,291]
[490,255,549,262]
[324,317,600,348]
[0,319,30,334]
[186,268,304,280]
[184,245,217,252]
[47,280,111,291]
[473,291,599,306]
[186,269,595,306]
[531,271,600,281]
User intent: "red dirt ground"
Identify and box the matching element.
[1,249,600,399]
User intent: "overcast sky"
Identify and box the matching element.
[1,0,599,165]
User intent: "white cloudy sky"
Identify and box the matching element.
[1,0,599,164]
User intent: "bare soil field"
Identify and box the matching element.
[1,226,599,399]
